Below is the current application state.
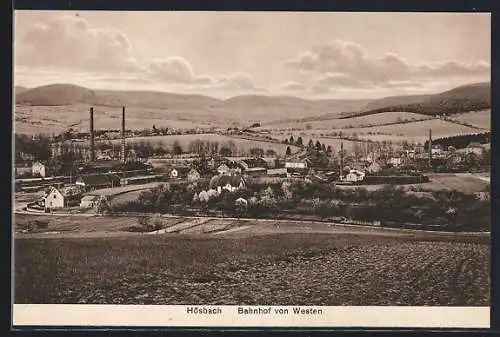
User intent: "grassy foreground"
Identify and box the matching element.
[14,233,490,306]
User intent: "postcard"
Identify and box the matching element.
[12,10,491,328]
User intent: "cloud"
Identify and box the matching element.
[285,39,490,89]
[216,72,257,90]
[16,15,142,73]
[15,14,261,94]
[147,57,196,83]
[280,81,307,91]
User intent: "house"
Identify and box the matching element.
[217,162,242,175]
[80,195,100,208]
[267,168,287,177]
[75,174,121,190]
[209,175,246,194]
[285,161,307,169]
[234,197,248,207]
[464,142,485,156]
[217,164,230,175]
[405,150,416,159]
[243,157,269,169]
[32,161,46,177]
[244,167,267,177]
[15,165,32,177]
[388,157,403,167]
[431,147,443,156]
[344,169,365,183]
[96,154,113,161]
[169,166,191,179]
[41,187,65,210]
[187,168,201,182]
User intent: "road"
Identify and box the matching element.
[455,173,490,183]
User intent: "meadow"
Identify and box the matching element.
[14,104,217,134]
[448,110,491,130]
[14,233,490,305]
[259,111,433,131]
[111,133,295,155]
[276,117,483,145]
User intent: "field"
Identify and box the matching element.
[14,104,217,134]
[276,117,483,145]
[14,229,490,305]
[334,173,490,193]
[260,111,433,131]
[448,110,491,130]
[110,133,295,155]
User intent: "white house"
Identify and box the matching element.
[431,147,443,156]
[217,164,230,175]
[42,187,65,210]
[405,150,416,159]
[464,142,485,156]
[80,195,100,208]
[187,168,201,182]
[209,175,246,194]
[169,166,190,179]
[285,161,307,169]
[32,161,46,177]
[345,169,365,183]
[388,157,403,167]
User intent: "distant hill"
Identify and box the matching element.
[360,94,431,112]
[15,84,97,106]
[14,86,29,95]
[94,89,222,109]
[344,82,490,119]
[14,83,369,123]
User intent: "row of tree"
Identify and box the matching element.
[425,132,490,150]
[109,180,490,232]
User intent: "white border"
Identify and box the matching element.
[13,305,490,328]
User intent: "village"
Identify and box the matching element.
[14,105,490,216]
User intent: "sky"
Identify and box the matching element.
[13,11,491,99]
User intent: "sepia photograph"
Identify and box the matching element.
[12,10,491,326]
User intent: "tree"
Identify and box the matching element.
[172,140,183,155]
[296,137,303,147]
[308,139,314,149]
[286,146,292,156]
[266,149,276,157]
[315,140,322,151]
[250,147,264,157]
[219,146,232,156]
[290,135,295,144]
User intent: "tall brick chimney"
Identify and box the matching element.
[121,106,126,163]
[428,128,432,170]
[89,107,95,162]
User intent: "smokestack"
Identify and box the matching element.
[89,107,95,162]
[428,129,432,170]
[340,132,344,180]
[121,106,126,163]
